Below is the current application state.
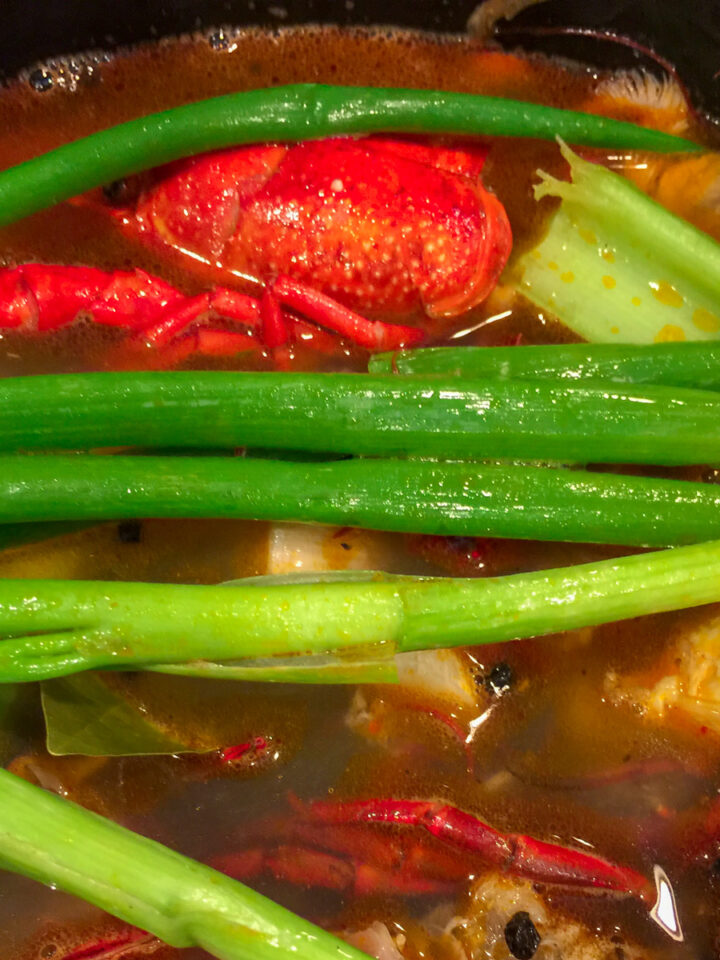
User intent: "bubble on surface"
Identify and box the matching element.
[20,51,112,95]
[28,69,53,92]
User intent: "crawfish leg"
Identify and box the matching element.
[215,844,356,892]
[215,838,458,898]
[259,288,290,349]
[301,798,651,898]
[507,833,652,900]
[0,264,186,334]
[419,803,650,898]
[273,275,425,351]
[130,287,262,358]
[0,264,266,367]
[300,798,509,860]
[132,283,327,362]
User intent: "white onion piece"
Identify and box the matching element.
[396,650,477,708]
[342,923,405,960]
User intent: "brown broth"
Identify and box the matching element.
[0,24,719,960]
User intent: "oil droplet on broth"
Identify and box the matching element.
[631,296,642,306]
[579,227,597,244]
[654,324,686,343]
[560,271,574,283]
[610,326,620,334]
[602,250,616,263]
[602,275,616,289]
[692,307,720,333]
[547,261,559,271]
[650,280,684,308]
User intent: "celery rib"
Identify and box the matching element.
[514,142,720,344]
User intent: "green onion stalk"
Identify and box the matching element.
[4,371,720,465]
[3,453,720,547]
[0,85,699,228]
[513,142,720,344]
[0,766,371,960]
[2,540,720,681]
[370,341,720,390]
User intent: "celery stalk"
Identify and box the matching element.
[514,142,720,343]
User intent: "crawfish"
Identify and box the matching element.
[0,137,511,366]
[0,262,419,366]
[114,137,511,323]
[214,795,652,901]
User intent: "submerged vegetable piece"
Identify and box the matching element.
[2,541,720,680]
[0,83,699,230]
[40,673,207,757]
[0,767,369,960]
[584,70,693,139]
[514,142,720,344]
[95,136,511,333]
[584,73,720,241]
[40,670,308,767]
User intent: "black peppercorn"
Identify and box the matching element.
[486,661,514,695]
[504,911,541,960]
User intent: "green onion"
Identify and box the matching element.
[0,766,370,960]
[3,540,720,681]
[4,371,720,465]
[2,453,720,547]
[370,342,720,390]
[513,142,720,343]
[0,85,699,229]
[0,574,405,682]
[146,652,398,684]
